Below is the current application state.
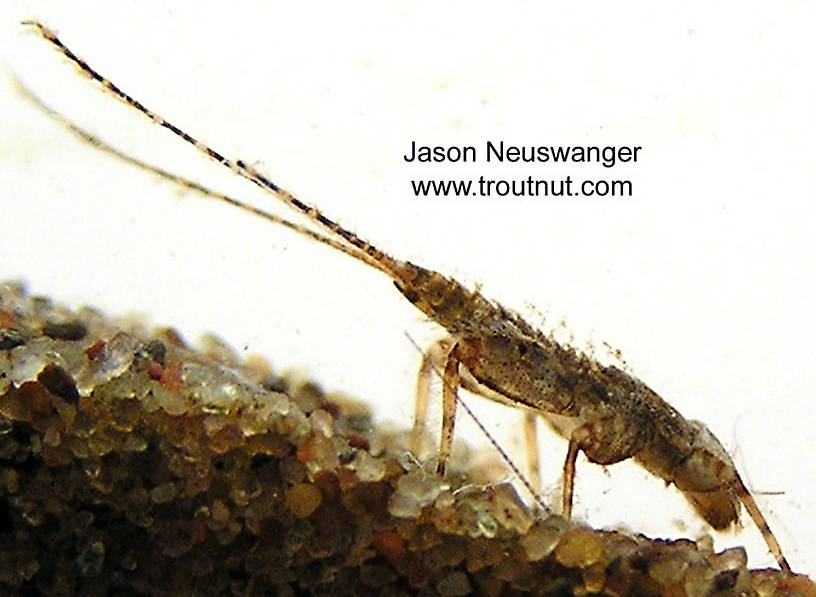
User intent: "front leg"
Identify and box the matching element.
[436,341,462,475]
[411,337,456,459]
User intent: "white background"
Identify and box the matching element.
[1,1,814,574]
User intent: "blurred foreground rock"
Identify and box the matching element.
[0,282,811,596]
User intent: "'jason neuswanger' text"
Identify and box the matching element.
[403,141,641,169]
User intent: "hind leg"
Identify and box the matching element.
[562,418,643,520]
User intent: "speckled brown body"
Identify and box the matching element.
[395,263,743,530]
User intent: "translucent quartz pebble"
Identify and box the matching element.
[348,449,386,482]
[245,392,310,440]
[202,414,230,437]
[276,405,310,439]
[29,296,56,321]
[450,491,503,539]
[704,547,752,594]
[181,362,242,411]
[297,433,340,476]
[388,468,445,518]
[432,485,527,540]
[520,516,569,561]
[647,552,691,588]
[74,306,109,333]
[8,338,66,385]
[710,546,748,571]
[198,333,240,368]
[152,383,191,417]
[0,282,28,314]
[368,424,410,458]
[434,489,456,510]
[308,409,334,437]
[250,392,291,419]
[76,332,139,395]
[483,483,533,534]
[181,361,299,432]
[285,483,323,519]
[472,506,498,538]
[554,528,605,568]
[57,342,90,379]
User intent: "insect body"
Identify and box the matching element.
[23,21,791,572]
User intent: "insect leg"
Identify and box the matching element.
[522,412,542,495]
[436,342,462,475]
[434,352,552,512]
[562,436,581,520]
[411,337,456,458]
[562,419,644,520]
